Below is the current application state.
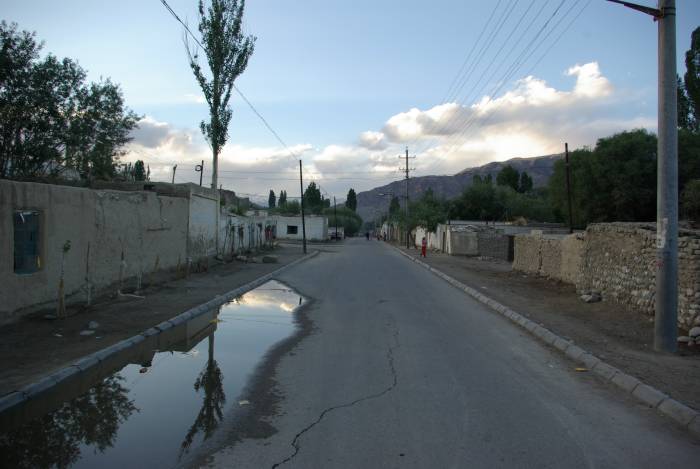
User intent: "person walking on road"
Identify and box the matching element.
[421,236,427,257]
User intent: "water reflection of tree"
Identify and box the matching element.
[0,374,137,469]
[179,333,226,457]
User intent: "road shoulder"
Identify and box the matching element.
[0,245,310,396]
[391,243,700,439]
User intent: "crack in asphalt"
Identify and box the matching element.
[271,321,400,468]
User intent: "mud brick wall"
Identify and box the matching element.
[512,234,542,274]
[560,234,584,284]
[578,223,700,329]
[538,236,564,279]
[477,231,514,261]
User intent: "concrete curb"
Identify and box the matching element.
[0,249,320,416]
[391,245,700,440]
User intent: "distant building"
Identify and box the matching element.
[274,215,328,241]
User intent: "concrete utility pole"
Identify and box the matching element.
[608,0,678,352]
[564,143,574,234]
[400,147,415,249]
[299,160,307,254]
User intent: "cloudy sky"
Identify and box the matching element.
[5,0,699,204]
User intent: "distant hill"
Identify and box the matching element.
[356,153,562,223]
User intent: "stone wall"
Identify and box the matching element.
[512,223,700,330]
[448,231,479,255]
[578,223,700,329]
[477,231,514,261]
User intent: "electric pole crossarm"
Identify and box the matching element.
[607,0,662,18]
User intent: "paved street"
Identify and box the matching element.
[203,238,699,468]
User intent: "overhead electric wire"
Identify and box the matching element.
[413,0,537,158]
[428,0,570,161]
[418,0,579,176]
[438,0,592,162]
[406,0,508,154]
[438,0,577,155]
[409,0,503,151]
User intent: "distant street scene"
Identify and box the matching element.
[1,1,699,467]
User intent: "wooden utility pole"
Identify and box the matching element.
[334,196,338,241]
[564,143,574,234]
[171,164,177,184]
[195,160,204,186]
[400,147,415,249]
[607,0,678,352]
[299,160,307,254]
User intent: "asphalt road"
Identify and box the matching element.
[202,238,700,468]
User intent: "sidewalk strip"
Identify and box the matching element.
[391,245,700,440]
[0,250,320,416]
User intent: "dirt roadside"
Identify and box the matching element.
[396,245,700,411]
[0,244,307,396]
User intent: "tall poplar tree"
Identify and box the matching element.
[186,0,256,189]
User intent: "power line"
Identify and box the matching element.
[418,0,580,176]
[438,0,577,154]
[407,0,508,154]
[414,0,539,158]
[418,0,555,162]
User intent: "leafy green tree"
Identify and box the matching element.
[682,179,700,222]
[186,0,256,189]
[133,160,146,181]
[65,79,138,179]
[450,175,552,223]
[549,130,657,226]
[278,190,287,206]
[303,182,323,214]
[450,179,501,221]
[409,188,447,231]
[388,196,401,217]
[678,75,694,130]
[519,171,533,193]
[684,26,699,132]
[268,190,276,208]
[282,200,300,215]
[345,188,357,211]
[323,206,363,236]
[0,22,138,180]
[496,165,520,191]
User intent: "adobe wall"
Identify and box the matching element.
[0,180,188,323]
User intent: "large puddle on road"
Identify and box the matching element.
[0,280,305,468]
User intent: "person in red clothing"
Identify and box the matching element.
[421,236,427,257]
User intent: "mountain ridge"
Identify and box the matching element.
[356,153,563,222]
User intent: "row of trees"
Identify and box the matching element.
[549,129,700,226]
[383,127,700,233]
[0,22,139,181]
[385,165,547,233]
[266,185,362,235]
[268,187,357,211]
